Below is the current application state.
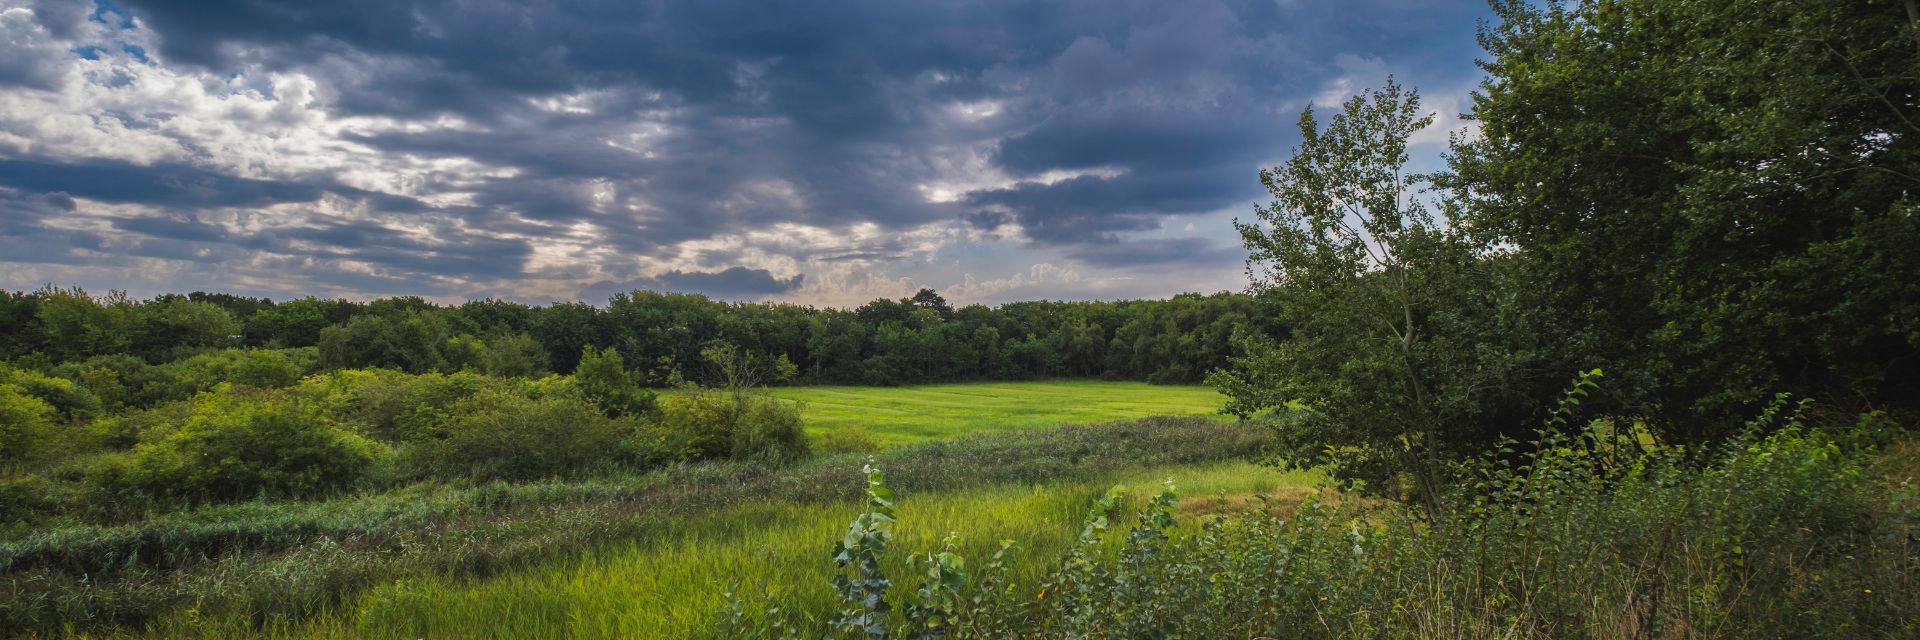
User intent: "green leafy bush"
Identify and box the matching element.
[158,348,308,397]
[654,389,808,464]
[0,383,56,464]
[405,388,627,481]
[298,368,490,441]
[574,346,656,417]
[116,388,386,502]
[0,364,102,423]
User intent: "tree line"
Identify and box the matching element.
[0,286,1270,388]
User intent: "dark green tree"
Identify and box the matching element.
[1450,0,1920,437]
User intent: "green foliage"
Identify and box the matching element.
[34,288,134,362]
[0,384,56,465]
[574,346,656,417]
[317,312,449,374]
[1449,0,1920,436]
[652,388,809,464]
[831,462,898,639]
[244,297,342,348]
[738,400,1917,639]
[0,364,102,423]
[404,388,627,482]
[134,297,240,360]
[482,332,550,378]
[902,533,967,640]
[117,388,386,502]
[297,368,489,441]
[1211,79,1537,517]
[159,348,309,397]
[5,286,1269,388]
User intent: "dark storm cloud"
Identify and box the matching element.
[0,158,527,280]
[0,157,429,211]
[4,0,1489,298]
[579,266,804,303]
[1064,237,1242,269]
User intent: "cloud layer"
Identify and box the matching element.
[0,0,1487,305]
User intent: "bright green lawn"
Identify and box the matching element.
[771,380,1227,446]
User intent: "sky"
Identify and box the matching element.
[0,0,1490,307]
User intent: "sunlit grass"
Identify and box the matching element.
[770,380,1227,446]
[195,461,1315,640]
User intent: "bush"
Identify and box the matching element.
[118,388,386,502]
[574,346,656,417]
[733,394,809,464]
[0,384,56,464]
[158,348,308,397]
[406,389,627,481]
[298,369,491,441]
[0,364,102,422]
[654,389,808,463]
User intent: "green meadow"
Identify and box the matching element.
[770,380,1228,446]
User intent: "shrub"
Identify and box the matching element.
[406,389,626,481]
[0,364,102,422]
[654,389,808,463]
[158,348,307,398]
[82,400,194,450]
[0,384,55,464]
[733,394,809,464]
[120,388,386,502]
[575,346,655,417]
[298,369,491,441]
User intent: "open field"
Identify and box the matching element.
[771,380,1228,446]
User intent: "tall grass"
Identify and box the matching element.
[731,398,1920,639]
[3,416,1270,636]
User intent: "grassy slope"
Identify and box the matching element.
[772,380,1227,446]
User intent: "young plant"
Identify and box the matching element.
[830,460,897,639]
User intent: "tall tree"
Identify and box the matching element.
[1212,80,1534,518]
[1451,0,1920,436]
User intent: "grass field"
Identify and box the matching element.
[771,380,1227,446]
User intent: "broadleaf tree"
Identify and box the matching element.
[1212,79,1541,519]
